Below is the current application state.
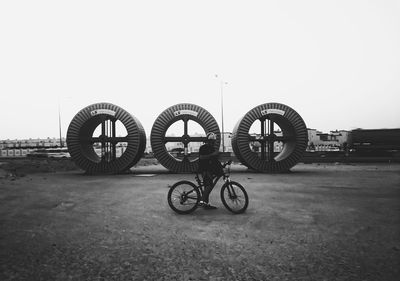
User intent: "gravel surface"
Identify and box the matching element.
[0,162,399,280]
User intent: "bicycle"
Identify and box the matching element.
[167,160,249,214]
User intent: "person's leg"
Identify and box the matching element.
[201,171,213,203]
[201,171,217,209]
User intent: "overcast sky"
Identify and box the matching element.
[1,0,399,140]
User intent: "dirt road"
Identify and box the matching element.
[1,163,399,280]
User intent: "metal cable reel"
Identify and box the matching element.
[151,103,220,173]
[231,103,308,172]
[66,103,146,174]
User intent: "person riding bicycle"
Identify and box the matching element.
[198,132,224,209]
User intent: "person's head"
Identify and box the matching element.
[206,132,217,144]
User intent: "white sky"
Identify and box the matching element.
[1,0,399,140]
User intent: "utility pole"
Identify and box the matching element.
[58,102,63,147]
[58,96,72,148]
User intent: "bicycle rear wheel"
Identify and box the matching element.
[168,180,200,214]
[220,181,249,214]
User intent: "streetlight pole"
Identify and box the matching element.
[215,75,227,152]
[220,80,225,152]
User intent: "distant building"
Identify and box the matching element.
[0,137,66,158]
[0,137,66,149]
[249,130,284,153]
[1,128,356,158]
[307,129,349,151]
[220,132,233,153]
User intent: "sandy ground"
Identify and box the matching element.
[0,161,399,280]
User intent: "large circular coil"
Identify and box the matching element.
[231,103,307,172]
[66,103,146,174]
[151,103,220,173]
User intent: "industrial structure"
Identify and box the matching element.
[66,103,146,174]
[150,103,221,173]
[62,102,310,174]
[2,103,399,172]
[232,103,308,172]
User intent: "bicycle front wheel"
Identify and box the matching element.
[167,180,200,214]
[220,181,249,214]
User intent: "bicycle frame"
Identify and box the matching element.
[194,162,231,194]
[195,174,224,189]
